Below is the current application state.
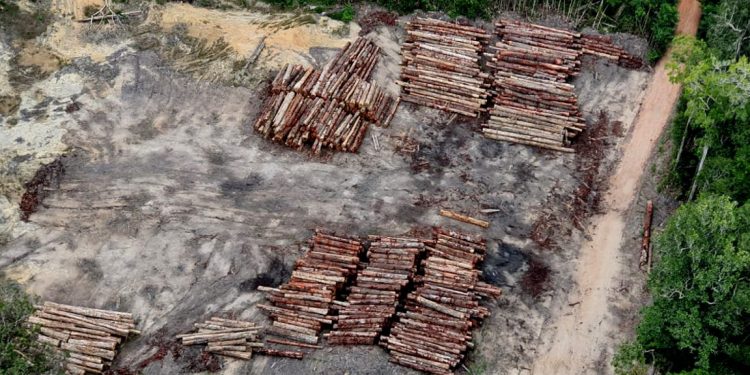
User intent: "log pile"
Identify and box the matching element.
[381,228,501,375]
[399,17,491,117]
[491,19,582,81]
[581,34,643,69]
[178,317,262,360]
[321,37,381,81]
[27,302,138,375]
[326,236,425,345]
[259,229,363,350]
[484,19,586,152]
[254,38,399,153]
[484,72,584,152]
[268,64,400,127]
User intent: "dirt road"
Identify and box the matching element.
[530,1,701,373]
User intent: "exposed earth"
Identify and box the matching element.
[0,1,681,374]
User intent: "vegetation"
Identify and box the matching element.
[664,37,750,203]
[617,196,750,374]
[0,277,61,374]
[259,0,678,60]
[700,0,750,60]
[616,2,750,373]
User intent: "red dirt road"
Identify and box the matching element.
[530,1,702,374]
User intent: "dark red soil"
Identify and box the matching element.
[19,158,63,221]
[521,256,550,298]
[358,10,397,35]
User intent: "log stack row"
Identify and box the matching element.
[491,19,582,81]
[581,34,643,69]
[27,302,138,374]
[254,37,399,153]
[326,236,425,345]
[178,317,262,360]
[484,19,587,152]
[259,229,363,349]
[484,72,584,152]
[381,228,501,375]
[399,17,491,117]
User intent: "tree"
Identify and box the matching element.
[635,195,750,373]
[705,0,750,60]
[667,37,750,203]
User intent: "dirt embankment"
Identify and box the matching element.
[530,1,702,373]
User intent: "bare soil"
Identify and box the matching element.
[0,2,655,374]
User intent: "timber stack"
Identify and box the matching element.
[491,19,582,81]
[399,17,491,117]
[581,34,643,69]
[326,236,425,345]
[381,228,501,374]
[484,19,586,152]
[259,229,363,351]
[27,302,138,375]
[254,38,399,153]
[178,317,262,360]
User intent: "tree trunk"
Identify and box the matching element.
[688,145,709,201]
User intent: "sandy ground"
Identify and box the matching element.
[530,1,702,373]
[0,3,652,374]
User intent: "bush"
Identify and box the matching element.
[375,0,491,19]
[612,341,650,375]
[329,3,355,22]
[0,278,61,374]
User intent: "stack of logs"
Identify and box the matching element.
[381,228,501,375]
[258,229,363,354]
[28,302,138,375]
[484,19,587,152]
[254,38,399,153]
[178,317,262,360]
[326,236,425,345]
[581,34,643,69]
[399,17,491,117]
[491,19,582,81]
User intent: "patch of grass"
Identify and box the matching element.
[0,277,63,374]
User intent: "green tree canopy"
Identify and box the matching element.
[704,0,750,60]
[635,195,750,373]
[667,37,750,202]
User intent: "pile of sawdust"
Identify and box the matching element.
[154,3,360,69]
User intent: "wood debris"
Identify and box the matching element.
[326,236,425,345]
[381,228,501,374]
[254,38,399,154]
[399,17,491,117]
[259,229,363,349]
[581,34,643,69]
[439,209,490,228]
[640,200,653,271]
[178,317,262,360]
[27,302,138,375]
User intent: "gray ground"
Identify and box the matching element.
[0,4,651,374]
